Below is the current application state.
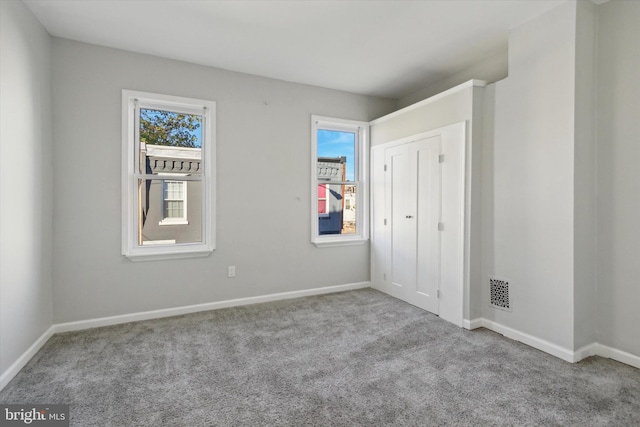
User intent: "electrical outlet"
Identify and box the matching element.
[228,266,236,278]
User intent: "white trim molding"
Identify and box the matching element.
[466,317,640,369]
[369,79,487,126]
[0,327,55,390]
[53,282,370,334]
[480,318,576,362]
[590,343,640,370]
[463,318,483,330]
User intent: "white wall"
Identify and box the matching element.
[0,1,53,375]
[482,1,577,350]
[573,0,597,351]
[51,39,395,323]
[595,0,640,357]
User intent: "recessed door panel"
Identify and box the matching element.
[384,145,412,298]
[413,136,441,314]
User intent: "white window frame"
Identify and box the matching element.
[311,116,369,247]
[122,90,216,261]
[159,180,188,225]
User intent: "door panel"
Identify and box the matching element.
[413,137,441,314]
[384,136,441,314]
[384,145,412,299]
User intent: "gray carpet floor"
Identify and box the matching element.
[1,288,639,426]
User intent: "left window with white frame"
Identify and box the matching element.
[122,90,215,261]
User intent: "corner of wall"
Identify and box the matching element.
[0,0,54,383]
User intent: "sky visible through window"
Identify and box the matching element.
[317,130,355,181]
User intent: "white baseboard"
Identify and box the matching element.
[479,318,576,362]
[593,343,640,369]
[52,282,370,333]
[0,282,369,391]
[573,342,599,362]
[0,326,54,390]
[474,318,640,368]
[463,318,483,330]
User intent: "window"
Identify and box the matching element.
[318,183,328,215]
[311,116,368,246]
[160,180,187,224]
[122,90,215,261]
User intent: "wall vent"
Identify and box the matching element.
[489,277,511,311]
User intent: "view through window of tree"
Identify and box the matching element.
[140,109,202,147]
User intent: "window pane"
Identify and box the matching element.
[164,201,184,218]
[139,108,203,176]
[318,184,327,214]
[318,184,357,235]
[317,130,355,182]
[165,181,184,200]
[138,179,201,245]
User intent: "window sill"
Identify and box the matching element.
[124,247,213,262]
[312,238,368,248]
[158,219,189,226]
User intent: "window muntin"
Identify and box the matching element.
[311,116,368,246]
[122,90,215,261]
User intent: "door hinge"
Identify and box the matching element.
[439,154,444,163]
[383,273,387,281]
[384,164,387,172]
[384,218,387,225]
[438,222,444,231]
[437,289,440,298]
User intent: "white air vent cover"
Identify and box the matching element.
[489,277,511,311]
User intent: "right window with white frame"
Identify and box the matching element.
[311,116,368,247]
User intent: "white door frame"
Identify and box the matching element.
[371,121,466,327]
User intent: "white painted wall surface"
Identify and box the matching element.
[51,39,395,323]
[595,0,640,357]
[0,1,53,375]
[572,0,597,351]
[482,1,576,350]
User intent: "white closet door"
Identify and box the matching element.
[384,135,441,315]
[372,121,466,327]
[384,144,413,301]
[412,136,441,314]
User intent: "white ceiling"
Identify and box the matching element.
[24,0,565,99]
